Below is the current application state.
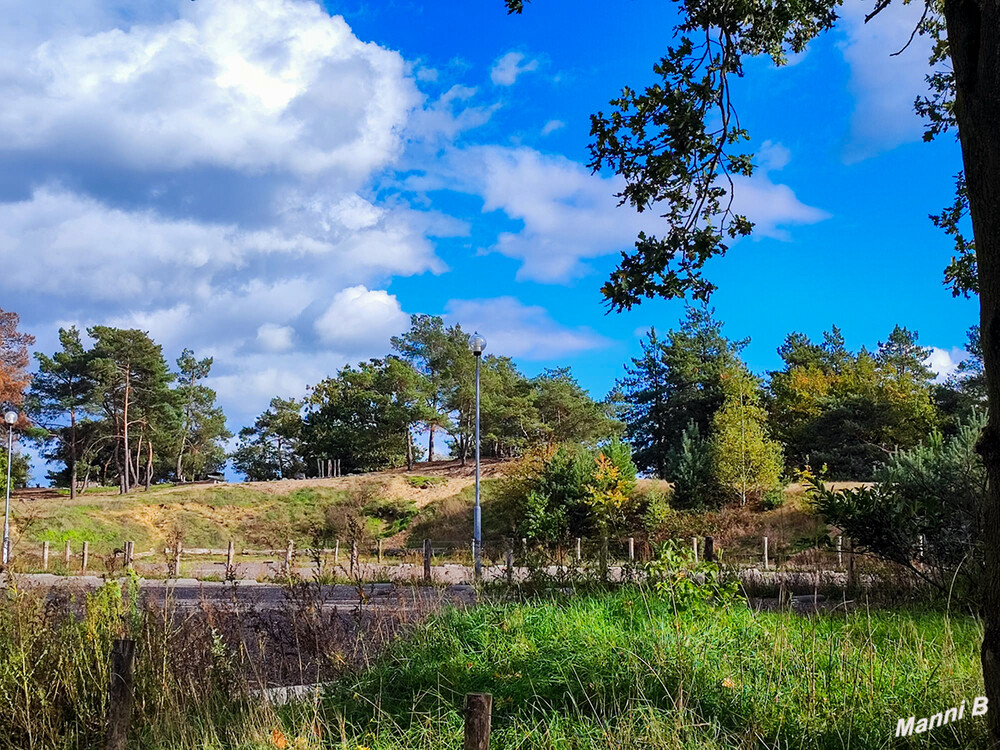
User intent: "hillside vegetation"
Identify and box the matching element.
[7,460,846,566]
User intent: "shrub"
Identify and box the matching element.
[669,421,719,509]
[808,410,986,603]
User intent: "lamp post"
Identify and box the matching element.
[3,410,17,565]
[468,332,486,580]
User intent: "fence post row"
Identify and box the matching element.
[463,692,492,750]
[104,638,136,750]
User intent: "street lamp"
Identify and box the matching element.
[468,332,486,580]
[3,410,17,565]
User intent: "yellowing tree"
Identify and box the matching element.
[711,365,783,506]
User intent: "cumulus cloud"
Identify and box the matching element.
[415,144,827,282]
[1,0,421,179]
[490,51,538,86]
[0,186,443,305]
[445,297,609,360]
[838,1,932,160]
[314,286,410,352]
[925,346,967,383]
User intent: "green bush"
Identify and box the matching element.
[809,410,986,602]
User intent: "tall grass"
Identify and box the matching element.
[324,591,987,749]
[0,575,987,749]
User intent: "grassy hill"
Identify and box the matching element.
[7,460,846,567]
[9,461,504,558]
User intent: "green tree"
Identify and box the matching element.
[391,315,453,459]
[504,2,1000,729]
[769,327,938,478]
[532,368,619,445]
[173,349,229,482]
[301,358,425,474]
[613,307,743,478]
[29,327,97,498]
[711,364,784,505]
[89,327,173,493]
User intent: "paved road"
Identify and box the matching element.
[4,573,479,610]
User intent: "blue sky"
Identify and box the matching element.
[0,0,977,477]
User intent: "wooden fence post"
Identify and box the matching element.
[226,539,235,571]
[124,541,134,569]
[505,541,513,584]
[464,692,492,750]
[576,537,581,562]
[104,638,136,750]
[377,538,383,563]
[334,539,340,565]
[42,541,49,571]
[837,535,843,569]
[173,543,181,578]
[81,541,89,574]
[763,536,769,570]
[692,536,698,564]
[285,539,294,573]
[423,538,432,583]
[350,540,359,576]
[847,539,857,587]
[627,537,635,561]
[704,536,714,563]
[64,540,71,566]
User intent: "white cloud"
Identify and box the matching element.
[925,346,967,382]
[314,285,409,351]
[445,297,609,360]
[490,51,538,86]
[541,119,565,136]
[423,145,827,282]
[0,186,443,305]
[1,0,421,179]
[839,1,932,160]
[257,323,295,352]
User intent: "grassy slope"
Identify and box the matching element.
[9,466,499,556]
[318,590,986,749]
[10,465,849,562]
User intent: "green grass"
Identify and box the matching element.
[321,590,988,749]
[0,576,987,749]
[404,475,449,489]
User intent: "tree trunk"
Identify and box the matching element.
[175,441,185,483]
[122,370,131,494]
[406,429,414,471]
[428,424,435,462]
[145,439,153,491]
[69,406,77,500]
[944,2,1000,744]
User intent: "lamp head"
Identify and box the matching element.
[3,411,16,426]
[468,332,486,356]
